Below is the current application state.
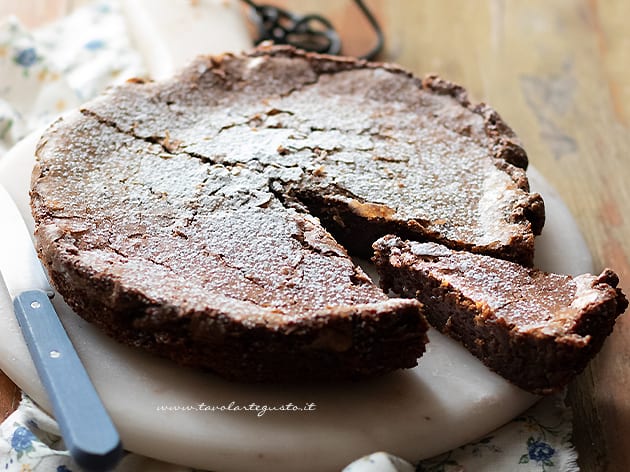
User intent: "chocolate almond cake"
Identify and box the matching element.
[32,45,544,381]
[373,236,628,393]
[32,112,427,381]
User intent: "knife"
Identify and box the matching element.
[0,185,123,471]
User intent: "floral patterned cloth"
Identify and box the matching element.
[0,1,581,471]
[0,0,144,157]
[344,394,579,472]
[0,396,198,472]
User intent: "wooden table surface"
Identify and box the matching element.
[1,1,629,470]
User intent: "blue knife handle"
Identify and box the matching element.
[13,290,123,472]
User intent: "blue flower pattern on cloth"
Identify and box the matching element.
[527,438,555,463]
[12,47,38,68]
[84,39,105,50]
[518,437,556,470]
[9,427,34,452]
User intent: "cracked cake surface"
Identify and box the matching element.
[31,45,544,381]
[373,236,628,393]
[77,45,544,264]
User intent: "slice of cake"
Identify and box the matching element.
[373,236,628,393]
[31,45,545,381]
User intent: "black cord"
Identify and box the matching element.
[241,0,384,60]
[352,0,384,60]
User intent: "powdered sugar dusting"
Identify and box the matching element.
[33,50,541,323]
[388,239,617,335]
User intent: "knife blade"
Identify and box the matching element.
[0,185,122,471]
